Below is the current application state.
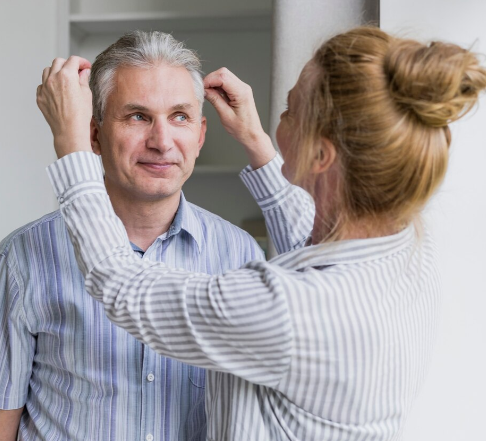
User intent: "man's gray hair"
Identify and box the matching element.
[90,30,204,123]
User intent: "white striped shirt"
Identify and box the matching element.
[47,152,442,441]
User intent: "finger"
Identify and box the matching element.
[42,67,50,84]
[203,70,224,89]
[79,68,91,88]
[212,86,231,104]
[205,88,235,118]
[36,84,42,97]
[63,55,92,73]
[204,68,243,97]
[50,57,67,75]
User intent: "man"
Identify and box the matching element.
[0,31,263,441]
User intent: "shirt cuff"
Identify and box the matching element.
[0,390,28,410]
[46,152,106,206]
[239,154,291,209]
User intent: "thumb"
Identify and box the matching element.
[79,68,91,87]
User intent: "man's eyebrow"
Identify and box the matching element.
[122,103,195,112]
[123,103,150,112]
[171,103,194,112]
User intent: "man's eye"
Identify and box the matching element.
[131,114,144,121]
[174,114,187,122]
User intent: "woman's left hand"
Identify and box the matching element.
[204,67,276,169]
[36,56,92,158]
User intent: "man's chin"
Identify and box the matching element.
[114,183,182,204]
[135,188,182,203]
[106,172,190,204]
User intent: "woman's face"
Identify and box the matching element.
[276,62,341,224]
[276,62,314,183]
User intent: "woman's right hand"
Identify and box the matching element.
[204,68,276,170]
[36,56,92,159]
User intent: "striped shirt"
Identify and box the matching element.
[48,152,442,441]
[0,189,263,440]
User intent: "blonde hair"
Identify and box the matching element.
[292,27,486,240]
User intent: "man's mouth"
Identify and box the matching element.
[138,161,175,172]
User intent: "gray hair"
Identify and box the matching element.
[90,30,204,123]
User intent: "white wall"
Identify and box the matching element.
[381,2,486,440]
[0,1,58,239]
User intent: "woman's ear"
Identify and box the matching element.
[311,138,336,174]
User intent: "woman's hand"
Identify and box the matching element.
[204,68,276,170]
[36,56,92,159]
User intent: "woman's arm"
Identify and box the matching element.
[205,68,315,253]
[240,155,315,253]
[47,152,292,388]
[36,58,294,386]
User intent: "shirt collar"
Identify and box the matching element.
[270,225,416,271]
[130,242,145,254]
[163,192,203,253]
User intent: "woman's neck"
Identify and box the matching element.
[311,207,403,245]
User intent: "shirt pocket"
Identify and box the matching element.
[188,365,206,388]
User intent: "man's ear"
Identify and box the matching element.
[196,116,207,157]
[90,117,102,155]
[311,138,336,174]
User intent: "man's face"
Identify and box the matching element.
[91,63,206,202]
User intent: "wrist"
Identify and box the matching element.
[53,134,92,159]
[242,133,276,170]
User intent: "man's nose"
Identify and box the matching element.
[146,119,174,152]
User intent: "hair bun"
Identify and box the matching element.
[384,39,486,127]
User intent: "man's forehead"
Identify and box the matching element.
[114,63,193,87]
[108,64,199,110]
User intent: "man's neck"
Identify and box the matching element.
[106,185,181,252]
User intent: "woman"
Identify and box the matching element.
[37,27,486,440]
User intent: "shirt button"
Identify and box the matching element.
[147,373,155,382]
[146,435,154,441]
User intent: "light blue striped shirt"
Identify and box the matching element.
[0,193,263,441]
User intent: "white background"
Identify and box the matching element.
[0,1,58,238]
[382,1,486,440]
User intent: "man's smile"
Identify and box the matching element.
[138,161,176,173]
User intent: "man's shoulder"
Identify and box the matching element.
[0,210,64,257]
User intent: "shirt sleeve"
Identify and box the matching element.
[0,252,35,409]
[46,152,292,388]
[246,233,266,263]
[239,154,315,254]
